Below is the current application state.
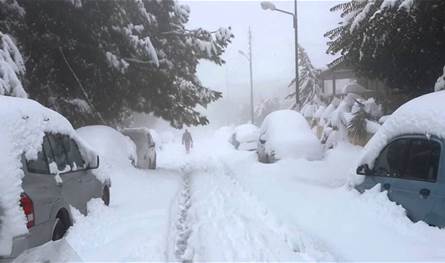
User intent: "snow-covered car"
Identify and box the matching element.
[77,125,137,167]
[230,123,260,151]
[257,110,324,163]
[0,96,110,261]
[355,91,445,227]
[121,128,157,169]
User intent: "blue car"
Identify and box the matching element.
[355,91,445,227]
[356,134,445,226]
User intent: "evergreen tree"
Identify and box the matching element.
[287,45,322,110]
[0,0,26,97]
[326,0,445,99]
[1,0,233,127]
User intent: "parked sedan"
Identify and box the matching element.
[230,123,260,151]
[257,110,323,163]
[355,91,445,227]
[0,96,110,261]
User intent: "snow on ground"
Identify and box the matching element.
[219,139,445,261]
[15,126,183,261]
[13,124,445,261]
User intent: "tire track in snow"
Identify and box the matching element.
[169,168,193,262]
[183,157,317,261]
[220,160,337,261]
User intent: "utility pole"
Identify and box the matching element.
[261,0,300,110]
[248,28,254,124]
[293,0,300,110]
[238,27,255,124]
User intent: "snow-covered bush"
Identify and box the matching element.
[0,32,26,98]
[317,94,382,148]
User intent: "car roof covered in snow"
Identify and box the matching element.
[0,95,96,256]
[234,123,259,142]
[260,110,323,160]
[360,91,445,168]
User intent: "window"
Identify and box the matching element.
[63,137,85,171]
[26,136,51,174]
[404,139,440,182]
[374,138,410,178]
[373,137,441,182]
[47,134,69,172]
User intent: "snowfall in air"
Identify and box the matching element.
[10,92,445,262]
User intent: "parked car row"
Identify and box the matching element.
[0,96,159,261]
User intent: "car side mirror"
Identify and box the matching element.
[356,164,371,175]
[88,155,100,170]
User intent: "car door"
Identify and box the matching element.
[356,137,410,196]
[22,135,58,229]
[388,137,441,223]
[65,137,102,202]
[46,133,87,214]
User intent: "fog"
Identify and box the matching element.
[133,0,341,131]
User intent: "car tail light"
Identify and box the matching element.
[20,193,35,229]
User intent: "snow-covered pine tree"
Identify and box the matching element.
[0,0,26,98]
[3,0,233,127]
[326,0,445,99]
[255,97,281,124]
[0,32,26,97]
[287,45,322,112]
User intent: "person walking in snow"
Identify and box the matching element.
[182,129,193,154]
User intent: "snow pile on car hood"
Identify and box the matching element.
[261,110,323,160]
[0,96,96,256]
[234,123,259,142]
[77,125,136,167]
[358,91,445,170]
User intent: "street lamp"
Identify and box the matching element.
[238,28,254,124]
[261,0,300,110]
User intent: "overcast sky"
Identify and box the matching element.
[183,0,342,96]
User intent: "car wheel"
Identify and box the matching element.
[52,218,68,241]
[102,186,110,206]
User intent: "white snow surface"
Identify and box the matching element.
[12,125,445,261]
[260,110,323,160]
[0,96,96,256]
[358,90,445,172]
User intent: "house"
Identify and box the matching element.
[318,62,385,100]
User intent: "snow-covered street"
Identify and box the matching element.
[12,129,445,262]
